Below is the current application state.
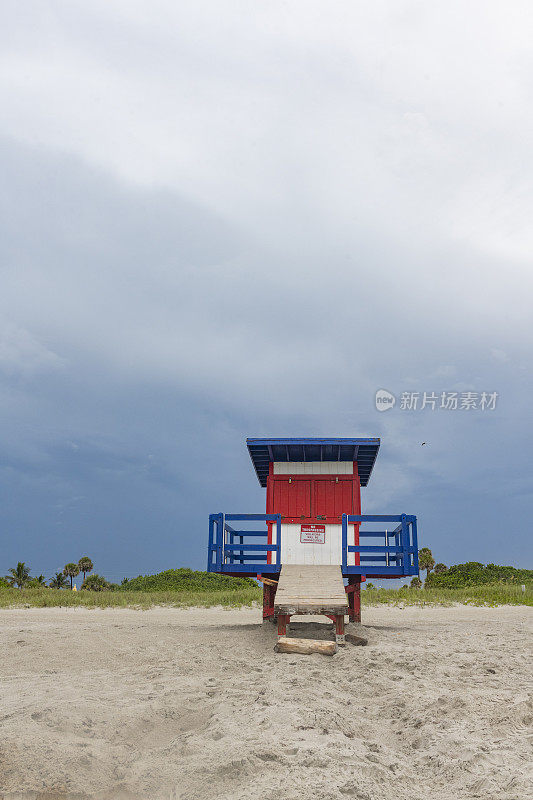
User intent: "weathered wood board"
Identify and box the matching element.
[274,564,349,615]
[274,637,337,656]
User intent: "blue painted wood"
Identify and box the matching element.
[359,556,391,562]
[216,514,223,571]
[225,514,279,521]
[349,545,404,553]
[216,564,281,573]
[401,514,409,572]
[246,437,380,487]
[229,529,234,565]
[228,555,269,561]
[207,517,215,571]
[347,514,403,523]
[224,544,277,551]
[411,517,419,572]
[342,566,407,576]
[341,514,348,572]
[208,511,419,578]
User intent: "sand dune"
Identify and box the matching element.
[0,604,531,800]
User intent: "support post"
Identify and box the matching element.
[263,582,269,620]
[335,614,345,646]
[277,614,290,638]
[347,576,361,623]
[262,582,276,620]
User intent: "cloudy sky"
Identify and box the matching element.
[1,1,532,582]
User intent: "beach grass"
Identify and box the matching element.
[361,582,533,607]
[0,586,262,609]
[0,581,532,608]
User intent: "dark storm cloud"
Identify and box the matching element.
[0,2,532,577]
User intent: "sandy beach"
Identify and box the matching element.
[0,604,531,800]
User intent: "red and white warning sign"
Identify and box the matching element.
[300,524,326,544]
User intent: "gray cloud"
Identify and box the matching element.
[0,2,531,577]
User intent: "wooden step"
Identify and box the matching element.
[274,564,349,615]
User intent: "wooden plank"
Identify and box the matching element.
[274,637,337,656]
[274,564,349,615]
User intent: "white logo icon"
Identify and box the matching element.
[375,389,396,411]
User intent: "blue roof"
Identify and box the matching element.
[246,437,380,488]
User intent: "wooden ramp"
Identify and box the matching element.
[274,565,349,616]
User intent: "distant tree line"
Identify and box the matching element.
[2,564,256,593]
[425,561,533,588]
[2,557,115,592]
[4,553,530,594]
[406,548,532,589]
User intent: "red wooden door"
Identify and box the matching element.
[272,479,311,518]
[314,479,354,518]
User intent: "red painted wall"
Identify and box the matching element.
[266,462,361,564]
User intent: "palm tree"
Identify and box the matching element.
[5,562,31,589]
[418,547,435,581]
[50,572,69,589]
[63,563,80,589]
[78,557,93,582]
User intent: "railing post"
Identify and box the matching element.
[411,517,419,574]
[229,529,234,564]
[401,513,409,573]
[276,514,282,566]
[342,514,348,572]
[208,515,215,570]
[215,514,223,571]
[222,512,226,565]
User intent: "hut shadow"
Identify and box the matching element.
[362,624,407,632]
[210,621,337,641]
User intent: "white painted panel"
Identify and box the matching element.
[280,523,358,565]
[270,522,277,564]
[273,461,353,475]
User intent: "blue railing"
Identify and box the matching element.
[342,514,419,576]
[207,512,418,577]
[207,513,282,574]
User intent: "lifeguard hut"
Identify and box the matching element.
[208,437,418,645]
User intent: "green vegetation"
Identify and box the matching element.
[425,561,533,588]
[81,574,114,591]
[362,582,533,607]
[5,561,31,589]
[0,578,531,609]
[121,567,257,592]
[0,585,262,609]
[78,557,94,582]
[414,548,532,592]
[1,553,530,609]
[418,547,435,577]
[63,563,80,589]
[0,561,256,605]
[49,571,69,589]
[27,575,47,588]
